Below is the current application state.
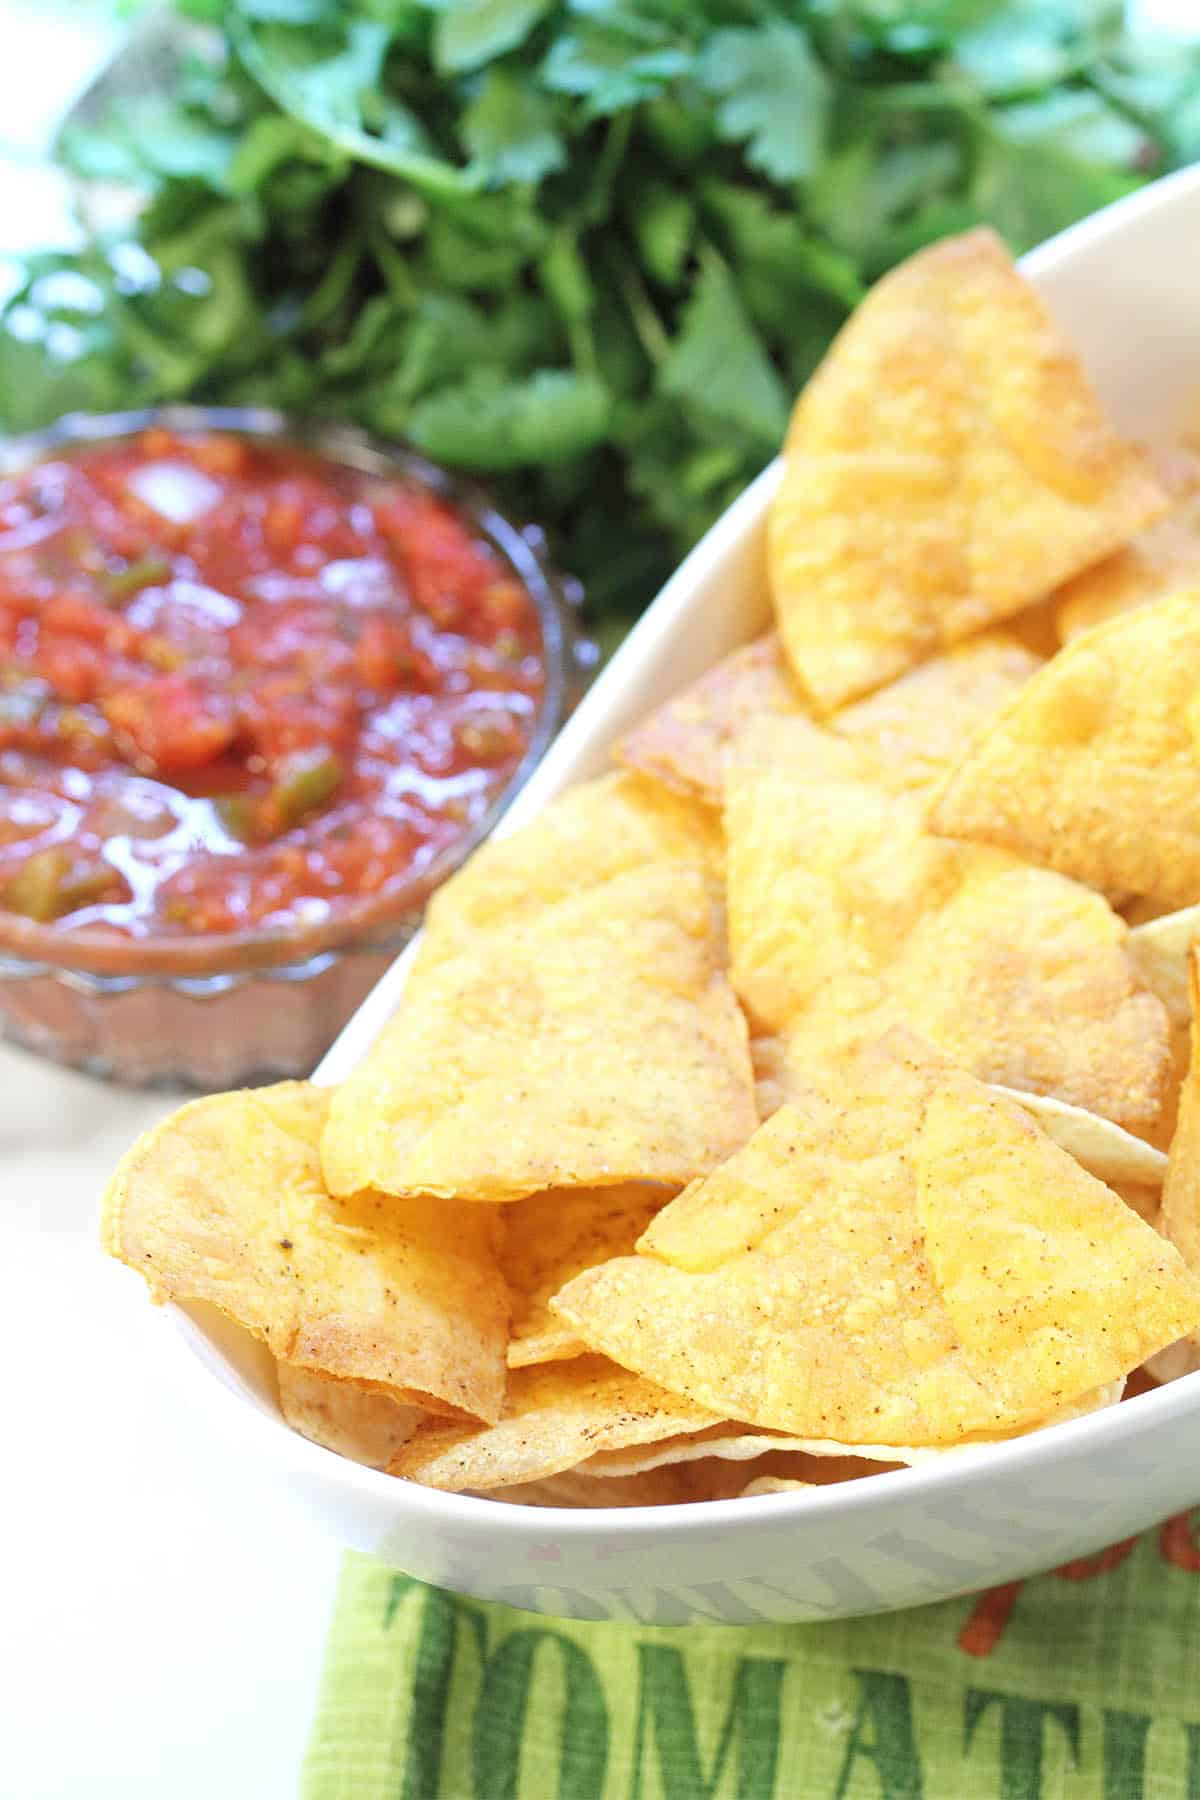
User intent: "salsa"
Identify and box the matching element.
[0,428,545,940]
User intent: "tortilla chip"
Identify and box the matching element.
[931,591,1200,910]
[1121,941,1200,1382]
[672,1454,871,1501]
[740,1477,814,1495]
[582,1429,927,1481]
[993,1089,1168,1191]
[577,1423,902,1477]
[276,1364,424,1469]
[730,711,880,788]
[501,1183,673,1368]
[1126,905,1200,1148]
[576,1381,1124,1479]
[1110,1186,1162,1227]
[726,752,1169,1127]
[1129,907,1200,1029]
[617,628,1044,812]
[692,1462,813,1501]
[506,1330,585,1369]
[101,1083,509,1423]
[322,865,756,1203]
[737,1456,902,1495]
[763,1041,1166,1215]
[769,228,1165,712]
[489,1465,717,1507]
[1143,1340,1200,1384]
[1055,447,1200,642]
[388,1356,718,1490]
[750,1031,793,1125]
[1005,597,1063,659]
[613,629,1042,816]
[550,1037,1200,1446]
[614,634,804,805]
[1159,949,1200,1270]
[413,770,722,980]
[497,1456,844,1505]
[913,1090,1166,1410]
[831,632,1043,796]
[1123,897,1174,927]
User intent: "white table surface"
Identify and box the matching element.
[0,1044,344,1798]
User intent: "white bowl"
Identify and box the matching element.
[161,166,1200,1624]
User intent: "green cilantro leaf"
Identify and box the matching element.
[407,368,613,469]
[227,115,346,195]
[700,183,864,310]
[237,0,335,20]
[627,182,694,289]
[541,25,688,118]
[952,12,1088,96]
[972,92,1147,249]
[231,17,475,197]
[697,22,831,183]
[61,97,238,191]
[660,250,789,451]
[430,0,554,77]
[461,69,566,185]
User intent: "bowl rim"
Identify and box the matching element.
[164,161,1200,1533]
[0,404,584,978]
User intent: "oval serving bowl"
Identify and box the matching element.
[158,166,1200,1624]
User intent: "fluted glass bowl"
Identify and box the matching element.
[0,406,591,1086]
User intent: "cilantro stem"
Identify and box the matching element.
[299,234,362,331]
[865,83,985,120]
[365,223,417,306]
[608,250,671,367]
[566,316,597,378]
[583,114,634,229]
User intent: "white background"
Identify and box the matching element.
[0,3,1195,1796]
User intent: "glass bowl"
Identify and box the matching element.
[0,405,592,1086]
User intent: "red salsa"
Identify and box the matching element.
[0,428,545,939]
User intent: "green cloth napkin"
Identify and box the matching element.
[304,1512,1200,1799]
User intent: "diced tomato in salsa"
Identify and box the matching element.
[0,430,545,936]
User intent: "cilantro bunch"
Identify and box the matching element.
[3,0,1198,624]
